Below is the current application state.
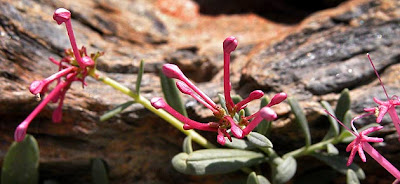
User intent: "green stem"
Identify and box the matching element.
[283,137,339,159]
[93,72,216,149]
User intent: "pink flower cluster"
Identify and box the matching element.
[151,36,287,145]
[327,54,400,182]
[14,8,101,142]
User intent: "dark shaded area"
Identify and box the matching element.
[194,0,347,24]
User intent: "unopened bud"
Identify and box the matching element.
[81,56,95,67]
[223,36,238,53]
[150,97,167,109]
[29,80,45,95]
[268,92,287,107]
[53,8,71,25]
[249,90,264,100]
[14,123,28,142]
[259,107,277,121]
[162,64,184,79]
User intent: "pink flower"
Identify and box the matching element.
[14,8,101,142]
[325,110,400,181]
[152,36,287,145]
[364,54,400,142]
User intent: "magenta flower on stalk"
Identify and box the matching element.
[151,36,287,145]
[14,8,101,142]
[325,110,400,182]
[363,54,400,142]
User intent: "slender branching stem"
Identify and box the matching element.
[92,71,216,149]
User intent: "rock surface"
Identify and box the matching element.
[1,0,400,183]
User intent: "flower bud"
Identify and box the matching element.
[162,64,184,80]
[29,80,45,95]
[150,97,167,109]
[268,92,287,107]
[223,36,238,53]
[249,90,264,100]
[259,107,277,121]
[53,8,71,25]
[81,56,95,67]
[14,123,28,142]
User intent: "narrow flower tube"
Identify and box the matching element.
[52,83,71,123]
[29,66,75,95]
[150,97,218,132]
[387,107,400,142]
[53,8,88,68]
[222,36,238,112]
[176,81,219,114]
[162,64,218,110]
[234,90,264,111]
[15,80,70,142]
[267,92,288,107]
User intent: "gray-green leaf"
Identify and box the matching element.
[247,172,271,184]
[272,156,297,184]
[100,101,135,121]
[321,100,340,140]
[247,172,259,184]
[335,88,351,122]
[91,158,109,184]
[346,169,360,184]
[183,136,193,154]
[1,134,39,184]
[247,132,273,148]
[327,143,339,155]
[224,137,256,150]
[312,152,365,179]
[288,97,311,147]
[171,149,265,175]
[135,59,145,94]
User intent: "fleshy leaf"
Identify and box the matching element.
[272,156,297,184]
[346,169,360,184]
[288,97,311,147]
[335,88,351,122]
[224,137,256,150]
[160,69,188,117]
[171,149,265,175]
[321,100,340,140]
[247,172,259,184]
[247,132,273,148]
[1,134,39,184]
[327,143,339,155]
[342,111,353,133]
[91,158,109,184]
[100,101,135,121]
[183,136,193,154]
[218,94,228,113]
[257,97,271,135]
[247,172,271,184]
[312,152,365,180]
[135,59,145,94]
